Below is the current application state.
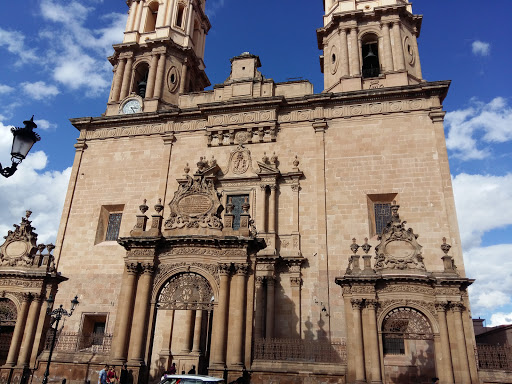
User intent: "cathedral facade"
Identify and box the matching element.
[0,1,484,383]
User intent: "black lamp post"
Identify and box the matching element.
[0,116,41,178]
[42,295,79,384]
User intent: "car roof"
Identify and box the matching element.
[161,374,224,382]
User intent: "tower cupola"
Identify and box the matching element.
[318,0,423,93]
[106,0,211,116]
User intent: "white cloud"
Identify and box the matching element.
[206,0,226,17]
[465,244,512,315]
[34,119,57,131]
[453,173,512,250]
[446,97,512,160]
[0,85,14,94]
[0,28,38,64]
[489,312,512,327]
[39,0,126,96]
[472,40,490,56]
[21,81,60,100]
[0,120,71,245]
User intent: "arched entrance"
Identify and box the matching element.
[0,299,17,366]
[381,307,436,384]
[150,272,215,379]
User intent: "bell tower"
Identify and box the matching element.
[318,0,423,93]
[106,0,210,116]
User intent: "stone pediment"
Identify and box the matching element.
[164,173,223,233]
[374,202,426,273]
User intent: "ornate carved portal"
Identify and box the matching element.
[157,272,214,310]
[0,299,16,365]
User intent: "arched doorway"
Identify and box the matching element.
[150,272,215,379]
[0,299,17,365]
[381,307,436,384]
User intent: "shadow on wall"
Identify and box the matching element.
[385,338,436,384]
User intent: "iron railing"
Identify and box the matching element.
[253,338,346,363]
[477,344,512,370]
[44,332,112,354]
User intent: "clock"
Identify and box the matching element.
[120,97,143,114]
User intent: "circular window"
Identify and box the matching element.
[403,36,415,65]
[167,66,180,93]
[329,45,339,75]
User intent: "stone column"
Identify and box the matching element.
[392,21,405,71]
[290,276,301,337]
[182,309,194,352]
[231,264,248,366]
[153,53,166,99]
[125,1,137,31]
[5,294,31,367]
[145,54,159,99]
[179,62,188,94]
[381,22,394,72]
[133,1,143,32]
[112,263,139,363]
[210,264,231,366]
[128,263,154,363]
[451,303,471,383]
[291,184,300,232]
[111,58,126,102]
[192,309,203,352]
[268,185,277,233]
[435,302,454,384]
[339,27,350,77]
[254,276,265,339]
[265,276,275,339]
[349,28,361,76]
[17,294,42,367]
[258,185,268,232]
[120,56,134,100]
[365,300,382,384]
[155,1,166,29]
[165,0,174,26]
[186,7,195,37]
[351,299,366,383]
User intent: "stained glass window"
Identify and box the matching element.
[105,213,122,241]
[374,203,391,235]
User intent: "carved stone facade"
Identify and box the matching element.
[14,1,484,384]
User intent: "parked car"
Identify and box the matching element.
[159,374,225,384]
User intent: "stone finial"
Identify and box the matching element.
[226,197,234,214]
[184,163,190,175]
[139,199,149,214]
[211,156,217,167]
[154,198,164,214]
[441,237,452,255]
[350,238,359,254]
[293,155,300,169]
[26,210,32,219]
[197,156,206,172]
[46,244,55,254]
[271,152,278,166]
[361,237,371,254]
[37,244,46,255]
[262,152,269,164]
[242,196,250,213]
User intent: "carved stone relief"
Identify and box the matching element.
[157,272,214,310]
[0,299,17,326]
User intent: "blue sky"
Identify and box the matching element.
[0,0,511,326]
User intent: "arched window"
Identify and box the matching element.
[361,34,380,78]
[176,3,186,28]
[133,62,150,98]
[382,307,433,355]
[144,2,159,32]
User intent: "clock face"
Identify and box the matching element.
[122,99,142,114]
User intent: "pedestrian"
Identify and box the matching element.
[107,366,118,383]
[432,378,439,384]
[98,365,109,384]
[119,364,128,384]
[187,365,196,374]
[168,363,176,375]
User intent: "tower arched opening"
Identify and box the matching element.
[361,34,380,78]
[133,62,150,98]
[144,2,159,33]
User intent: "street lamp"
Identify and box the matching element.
[42,294,79,384]
[0,116,41,178]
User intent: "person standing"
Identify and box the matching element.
[98,365,109,384]
[168,363,176,375]
[107,366,118,383]
[119,364,129,384]
[432,378,439,384]
[187,365,196,374]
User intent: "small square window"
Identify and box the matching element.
[367,193,397,237]
[105,213,122,241]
